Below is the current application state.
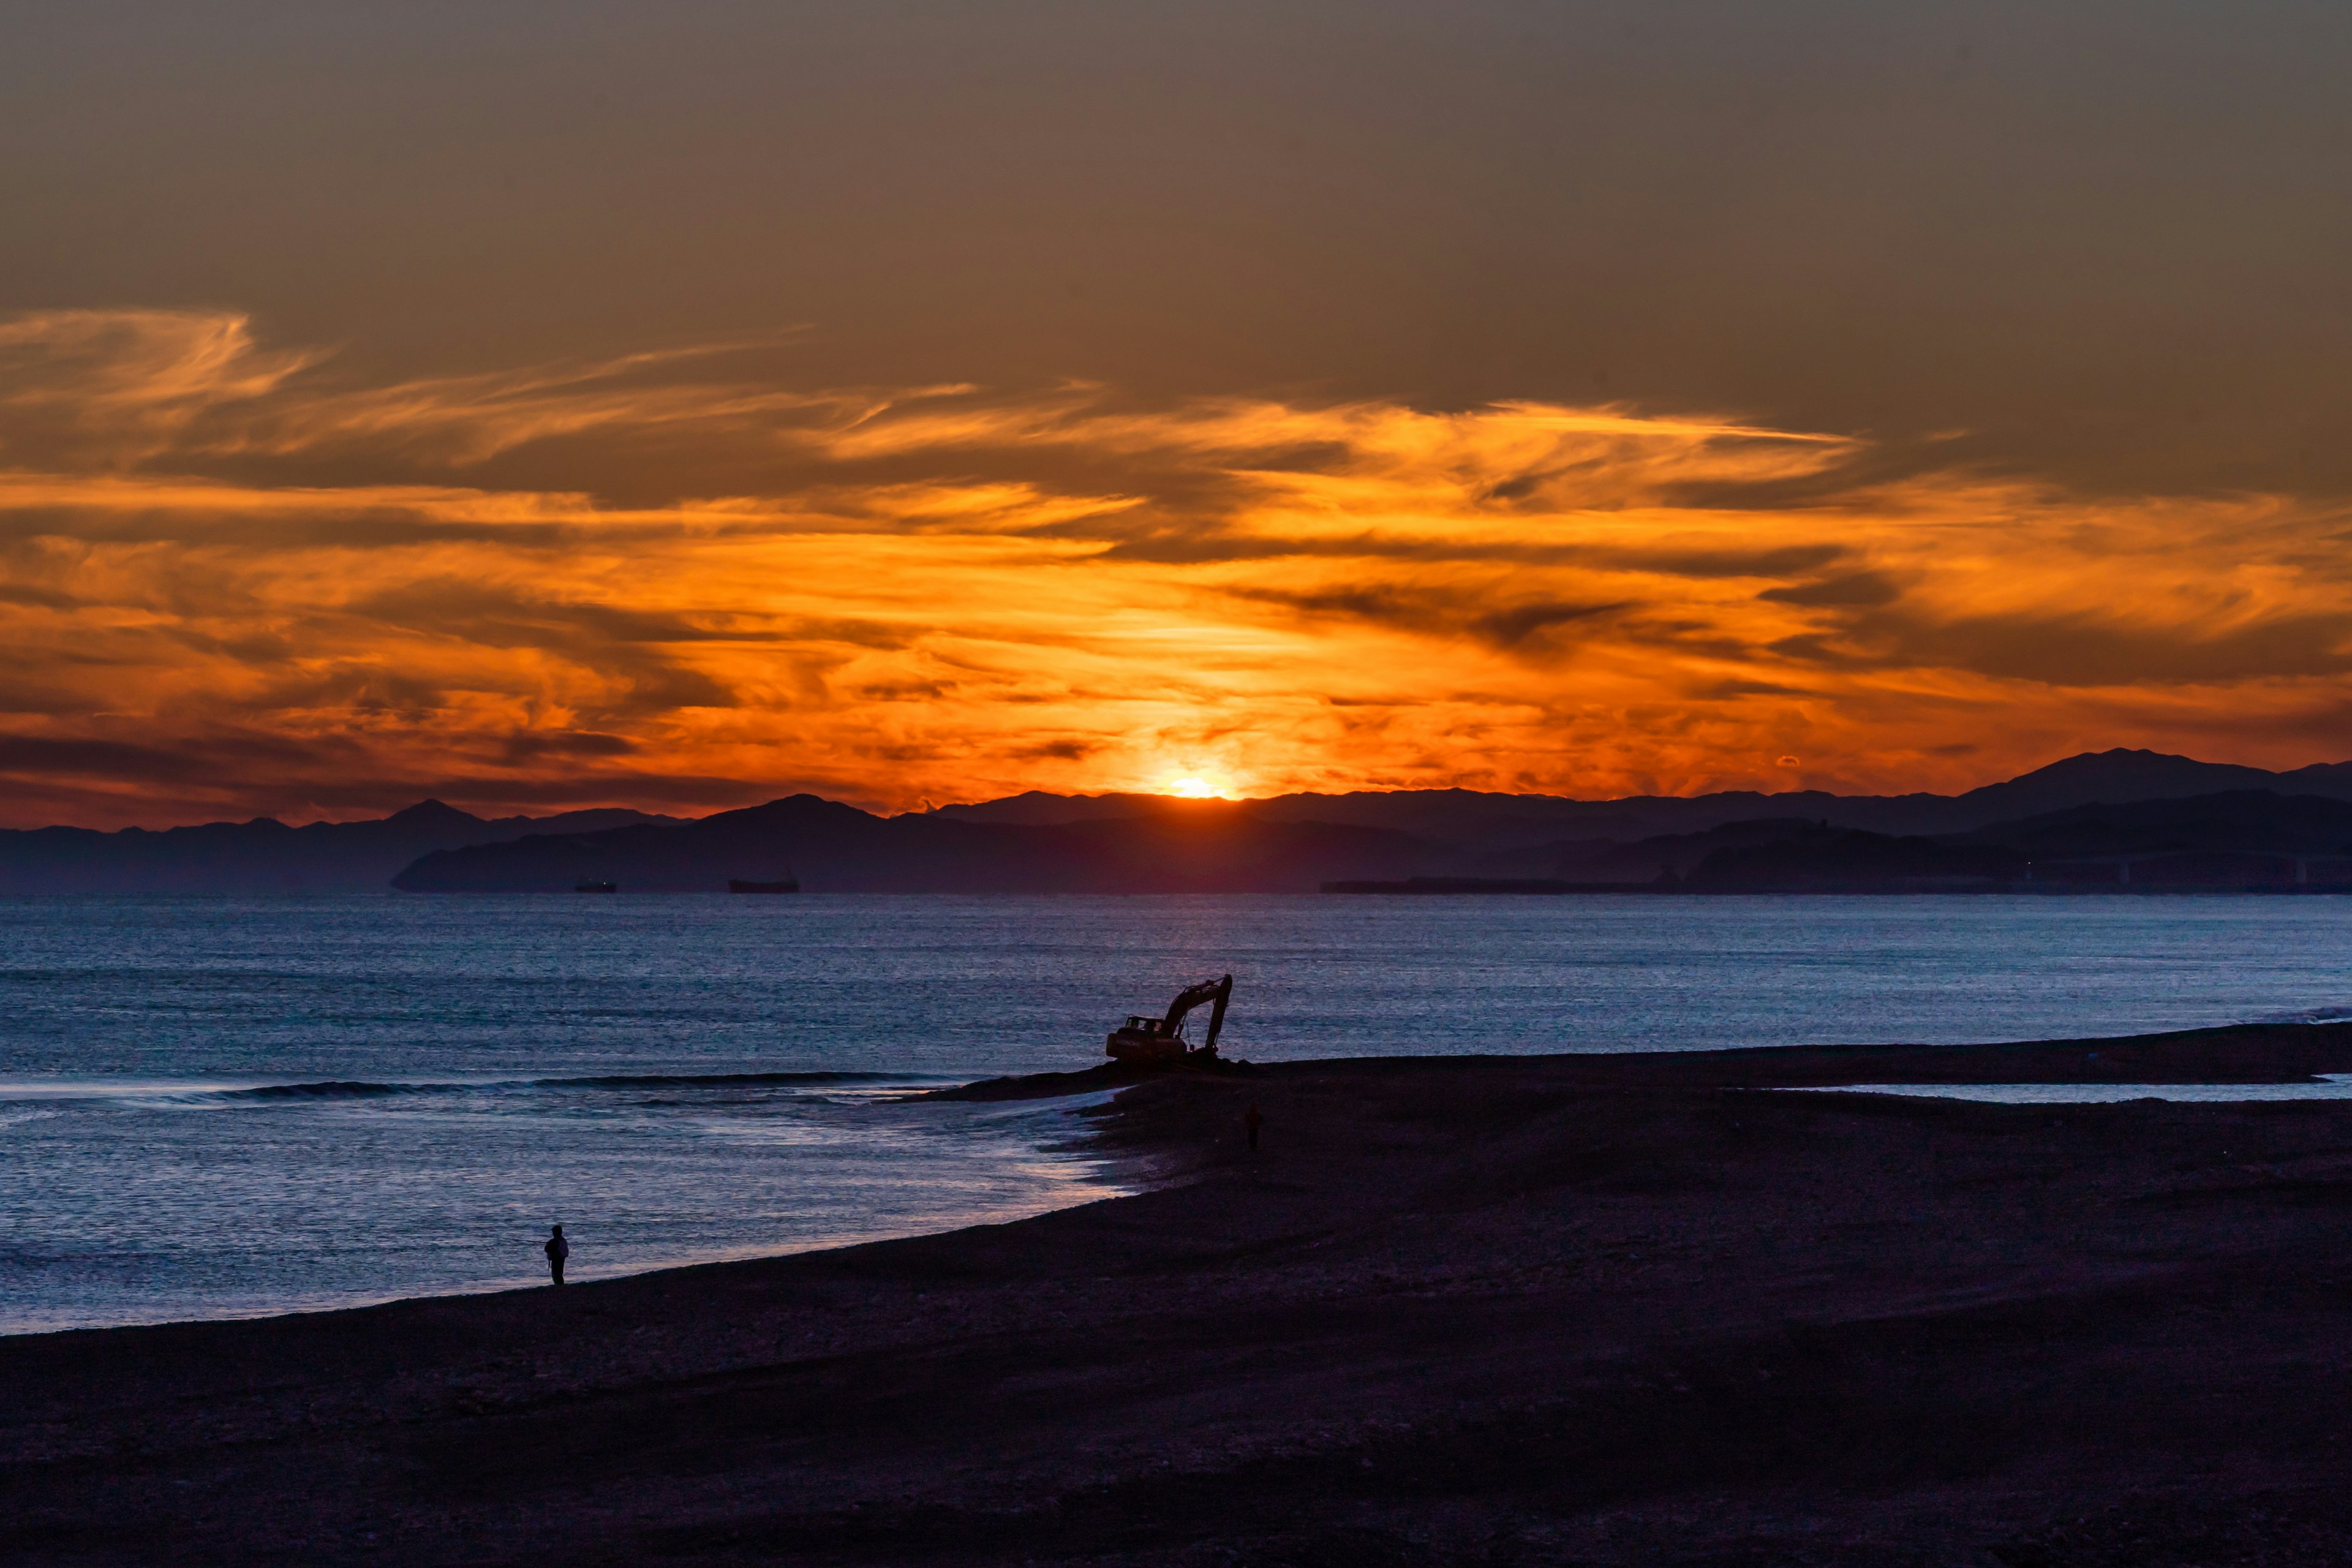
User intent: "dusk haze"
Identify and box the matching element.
[7,5,2352,1566]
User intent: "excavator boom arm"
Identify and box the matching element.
[1160,973,1234,1043]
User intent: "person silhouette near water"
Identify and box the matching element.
[545,1224,569,1287]
[1245,1103,1264,1152]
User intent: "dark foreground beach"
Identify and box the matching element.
[10,1023,2352,1566]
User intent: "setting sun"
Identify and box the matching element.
[1166,777,1227,799]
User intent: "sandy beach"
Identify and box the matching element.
[8,1020,2352,1565]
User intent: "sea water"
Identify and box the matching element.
[4,893,2350,1332]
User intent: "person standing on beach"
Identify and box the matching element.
[545,1224,569,1287]
[1244,1104,1264,1152]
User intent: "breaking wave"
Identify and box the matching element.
[537,1071,908,1089]
[216,1070,916,1102]
[227,1079,450,1099]
[2246,1005,2352,1026]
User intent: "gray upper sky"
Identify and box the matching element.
[8,0,2349,496]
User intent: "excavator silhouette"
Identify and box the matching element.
[1105,973,1232,1066]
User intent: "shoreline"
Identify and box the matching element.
[9,1020,2352,1564]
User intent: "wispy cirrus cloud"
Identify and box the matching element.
[0,307,2346,826]
[0,311,320,469]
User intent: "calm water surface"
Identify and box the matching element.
[4,894,2348,1331]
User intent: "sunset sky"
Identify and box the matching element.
[5,1,2351,826]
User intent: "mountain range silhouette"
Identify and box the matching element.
[9,749,2351,894]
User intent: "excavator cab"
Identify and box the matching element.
[1106,973,1232,1066]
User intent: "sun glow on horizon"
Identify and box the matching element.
[1165,777,1229,799]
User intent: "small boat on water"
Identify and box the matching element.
[573,880,619,894]
[728,876,801,894]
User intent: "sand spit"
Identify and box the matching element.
[8,1021,2352,1565]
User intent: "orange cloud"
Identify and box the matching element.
[0,309,2346,827]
